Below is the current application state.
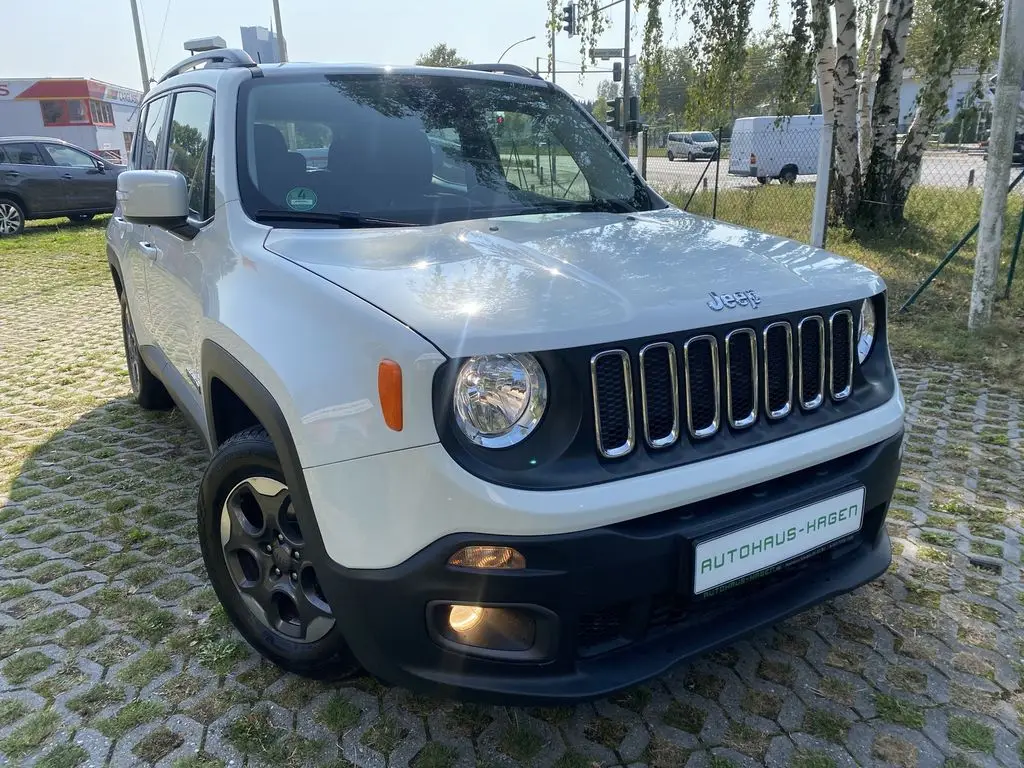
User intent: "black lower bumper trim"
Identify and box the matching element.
[315,431,903,704]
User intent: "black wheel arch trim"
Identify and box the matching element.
[0,193,28,218]
[199,339,335,578]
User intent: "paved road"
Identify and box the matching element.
[636,152,997,194]
[0,222,1022,767]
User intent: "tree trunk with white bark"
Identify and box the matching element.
[860,0,914,224]
[969,0,1024,329]
[858,0,888,173]
[889,55,955,219]
[831,0,863,226]
[811,0,836,122]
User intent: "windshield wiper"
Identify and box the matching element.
[540,198,640,214]
[252,209,416,228]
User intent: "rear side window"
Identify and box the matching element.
[0,143,46,165]
[137,96,170,171]
[167,90,214,217]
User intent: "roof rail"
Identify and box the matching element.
[454,63,542,80]
[159,48,257,83]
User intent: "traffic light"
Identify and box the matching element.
[605,97,621,131]
[561,3,576,36]
[612,61,622,82]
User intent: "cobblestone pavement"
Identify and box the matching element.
[1,245,1022,768]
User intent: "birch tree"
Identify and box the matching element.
[551,0,1000,227]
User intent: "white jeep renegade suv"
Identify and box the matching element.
[107,49,905,704]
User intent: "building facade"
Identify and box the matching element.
[240,26,281,65]
[0,78,142,162]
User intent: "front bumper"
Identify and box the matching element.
[315,430,903,704]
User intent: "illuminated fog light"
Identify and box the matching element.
[448,604,483,632]
[448,546,525,570]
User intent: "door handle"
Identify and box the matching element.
[139,241,159,259]
[61,173,74,179]
[3,171,19,178]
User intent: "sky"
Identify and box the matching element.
[3,0,777,100]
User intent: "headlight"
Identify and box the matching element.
[857,298,876,363]
[453,354,547,448]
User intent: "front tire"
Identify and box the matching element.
[667,151,675,162]
[687,152,696,162]
[198,427,361,680]
[0,199,25,236]
[119,291,172,410]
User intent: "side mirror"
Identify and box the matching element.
[117,170,188,225]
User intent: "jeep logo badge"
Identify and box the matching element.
[707,290,762,311]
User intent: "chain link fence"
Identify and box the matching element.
[635,121,1024,299]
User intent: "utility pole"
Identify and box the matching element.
[128,0,150,93]
[968,0,1023,329]
[272,0,289,62]
[620,0,631,154]
[551,30,557,84]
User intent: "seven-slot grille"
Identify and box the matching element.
[590,309,857,458]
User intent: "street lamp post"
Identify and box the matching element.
[497,35,537,63]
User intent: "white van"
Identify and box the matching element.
[728,115,822,184]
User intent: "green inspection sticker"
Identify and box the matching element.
[285,187,317,211]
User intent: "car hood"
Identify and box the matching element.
[263,207,884,357]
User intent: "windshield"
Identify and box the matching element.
[691,132,716,143]
[236,73,658,227]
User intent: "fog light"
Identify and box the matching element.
[448,546,525,570]
[448,604,483,632]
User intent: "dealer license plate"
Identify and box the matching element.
[693,487,865,595]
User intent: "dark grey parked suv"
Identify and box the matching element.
[0,137,125,236]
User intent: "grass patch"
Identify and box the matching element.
[664,700,706,733]
[970,541,1003,558]
[318,694,361,732]
[445,704,493,738]
[610,684,652,713]
[802,708,848,742]
[947,716,995,753]
[117,649,173,687]
[412,742,458,768]
[61,618,106,648]
[792,749,837,768]
[67,684,125,717]
[0,699,28,727]
[872,733,917,768]
[552,751,593,768]
[0,708,61,758]
[920,531,956,547]
[225,707,323,764]
[757,659,795,685]
[361,714,408,756]
[35,743,89,768]
[96,700,166,738]
[133,726,185,763]
[583,716,628,749]
[641,735,691,768]
[497,719,544,763]
[3,650,53,684]
[742,689,783,720]
[875,693,926,728]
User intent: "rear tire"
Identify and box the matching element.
[0,199,25,236]
[779,166,798,185]
[667,151,675,162]
[119,291,173,410]
[687,152,696,162]
[756,176,769,185]
[198,427,362,680]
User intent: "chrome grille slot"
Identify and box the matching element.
[763,321,793,419]
[829,310,854,400]
[683,335,720,438]
[639,342,680,448]
[591,350,635,458]
[798,316,825,410]
[724,328,758,429]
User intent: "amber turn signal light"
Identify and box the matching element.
[378,360,403,431]
[448,546,525,570]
